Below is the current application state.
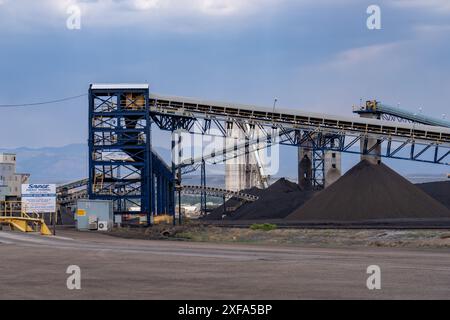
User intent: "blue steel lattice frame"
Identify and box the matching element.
[88,85,174,224]
[88,85,152,222]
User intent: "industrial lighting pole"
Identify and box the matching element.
[413,107,422,136]
[272,98,278,125]
[272,98,278,112]
[271,98,278,142]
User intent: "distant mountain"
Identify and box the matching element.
[0,144,88,184]
[0,143,447,185]
[0,144,171,185]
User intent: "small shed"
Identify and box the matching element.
[76,199,113,231]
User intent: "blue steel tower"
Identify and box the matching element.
[88,84,174,225]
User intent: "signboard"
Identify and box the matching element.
[21,184,56,213]
[77,209,86,217]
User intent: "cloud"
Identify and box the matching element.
[287,25,450,120]
[1,0,284,20]
[98,0,288,17]
[132,0,161,11]
[1,0,361,33]
[390,0,450,13]
[0,0,291,33]
[2,0,449,35]
[325,42,402,70]
[200,0,252,16]
[414,24,450,36]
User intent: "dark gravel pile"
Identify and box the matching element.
[287,160,450,221]
[205,178,317,220]
[416,181,450,209]
[229,179,316,220]
[203,187,264,221]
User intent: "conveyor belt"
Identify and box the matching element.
[149,94,450,145]
[182,185,258,202]
[354,100,450,128]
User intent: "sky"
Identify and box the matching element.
[0,0,449,175]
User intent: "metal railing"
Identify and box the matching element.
[0,201,52,235]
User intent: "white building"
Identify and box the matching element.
[0,153,30,201]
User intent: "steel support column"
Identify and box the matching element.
[200,159,207,215]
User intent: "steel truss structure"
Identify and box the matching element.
[381,114,413,123]
[276,130,450,164]
[149,95,450,166]
[88,85,174,224]
[87,85,449,222]
[181,185,259,202]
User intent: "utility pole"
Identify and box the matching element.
[53,209,56,236]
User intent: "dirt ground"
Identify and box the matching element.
[1,229,450,299]
[108,223,450,249]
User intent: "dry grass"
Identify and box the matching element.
[107,223,450,249]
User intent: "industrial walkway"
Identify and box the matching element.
[0,230,449,299]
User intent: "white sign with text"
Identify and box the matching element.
[21,184,56,213]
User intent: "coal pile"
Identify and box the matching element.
[287,160,450,222]
[206,178,316,221]
[416,181,450,209]
[203,187,264,221]
[229,178,316,220]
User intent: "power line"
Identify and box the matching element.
[0,93,87,108]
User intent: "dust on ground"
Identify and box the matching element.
[108,223,450,249]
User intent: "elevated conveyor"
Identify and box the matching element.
[354,100,450,128]
[149,93,450,166]
[181,185,259,202]
[149,94,450,145]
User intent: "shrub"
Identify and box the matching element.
[250,223,277,231]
